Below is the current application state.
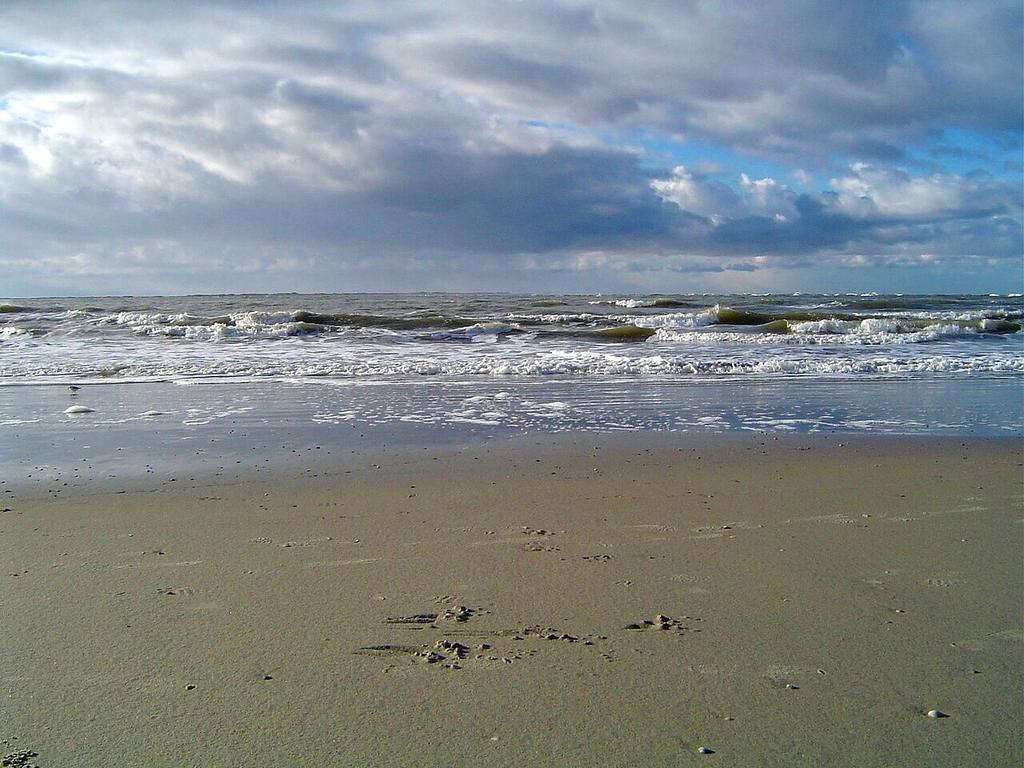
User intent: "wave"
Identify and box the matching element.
[418,321,523,342]
[653,306,1022,336]
[23,302,1004,348]
[292,310,475,330]
[92,308,485,334]
[590,297,692,308]
[657,319,1018,345]
[5,350,1020,382]
[591,325,658,341]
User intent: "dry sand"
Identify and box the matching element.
[2,433,1022,766]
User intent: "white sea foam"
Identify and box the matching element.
[3,346,1023,381]
[628,310,718,329]
[590,298,653,308]
[230,310,295,328]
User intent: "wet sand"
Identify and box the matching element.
[2,434,1022,766]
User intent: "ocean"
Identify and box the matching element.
[1,292,1021,484]
[3,292,1021,381]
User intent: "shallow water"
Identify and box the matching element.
[1,377,1019,490]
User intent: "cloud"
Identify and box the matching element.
[0,1,1020,293]
[651,163,1021,263]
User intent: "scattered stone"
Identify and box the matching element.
[439,605,475,622]
[185,684,196,691]
[697,746,715,754]
[926,709,948,718]
[785,683,799,690]
[435,640,470,659]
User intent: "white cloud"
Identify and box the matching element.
[650,166,742,223]
[827,163,1007,220]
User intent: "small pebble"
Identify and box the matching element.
[926,709,948,718]
[697,746,715,754]
[185,684,196,691]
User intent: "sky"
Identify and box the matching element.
[1,0,1021,296]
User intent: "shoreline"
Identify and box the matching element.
[2,431,1022,766]
[2,376,1021,499]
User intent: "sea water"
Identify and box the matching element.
[0,292,1021,483]
[2,292,1021,381]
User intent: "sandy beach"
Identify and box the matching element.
[1,432,1021,766]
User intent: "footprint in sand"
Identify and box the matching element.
[668,573,712,583]
[157,586,196,597]
[952,628,1023,651]
[625,614,700,635]
[925,576,963,588]
[523,541,560,552]
[355,641,472,669]
[360,614,603,671]
[386,605,479,625]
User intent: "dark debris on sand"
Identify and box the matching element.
[2,749,40,768]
